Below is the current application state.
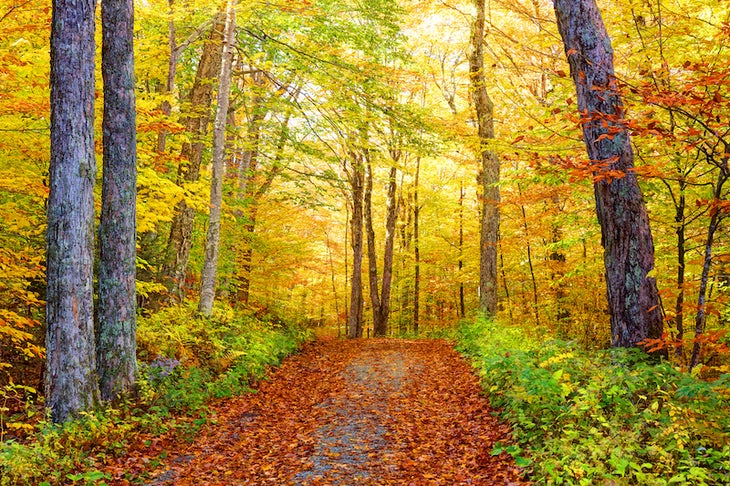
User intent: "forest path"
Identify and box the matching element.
[113,339,527,485]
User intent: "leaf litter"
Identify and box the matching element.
[104,338,528,485]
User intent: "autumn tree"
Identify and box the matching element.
[97,0,138,401]
[469,0,500,316]
[46,0,100,422]
[345,132,367,338]
[553,0,663,348]
[198,0,236,315]
[161,14,224,301]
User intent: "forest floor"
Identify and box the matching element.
[103,338,528,485]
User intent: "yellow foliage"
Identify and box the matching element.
[538,352,575,369]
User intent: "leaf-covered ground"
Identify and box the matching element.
[106,338,527,485]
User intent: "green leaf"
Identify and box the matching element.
[514,455,532,467]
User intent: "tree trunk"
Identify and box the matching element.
[236,71,266,200]
[517,184,540,326]
[690,164,729,369]
[554,0,663,349]
[549,197,569,324]
[161,14,225,302]
[234,118,261,306]
[377,165,399,336]
[97,0,137,402]
[156,0,177,154]
[348,154,365,339]
[234,105,294,306]
[674,175,687,359]
[469,0,500,317]
[198,0,236,316]
[47,0,100,422]
[364,154,382,335]
[413,156,421,334]
[458,182,466,319]
[397,184,411,333]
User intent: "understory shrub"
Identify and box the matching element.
[0,302,311,485]
[457,318,730,485]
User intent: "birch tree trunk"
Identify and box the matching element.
[554,0,663,348]
[46,0,100,422]
[97,0,137,401]
[469,0,500,316]
[198,0,236,315]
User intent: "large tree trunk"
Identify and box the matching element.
[377,165,399,336]
[198,0,236,316]
[97,0,137,402]
[348,154,365,339]
[554,0,663,348]
[469,0,500,316]
[161,15,225,302]
[47,0,100,422]
[364,154,382,335]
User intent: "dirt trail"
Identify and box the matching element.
[112,339,527,485]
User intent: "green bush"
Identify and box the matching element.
[457,317,730,485]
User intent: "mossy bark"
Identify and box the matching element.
[97,0,138,401]
[47,0,100,422]
[554,0,663,348]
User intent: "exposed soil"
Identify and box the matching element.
[105,338,528,485]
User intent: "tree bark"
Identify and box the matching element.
[47,0,100,422]
[690,163,729,369]
[198,0,236,315]
[348,153,365,339]
[554,0,663,348]
[97,0,137,401]
[458,181,465,318]
[364,154,382,335]
[674,174,687,359]
[161,14,225,302]
[469,0,500,317]
[377,165,399,336]
[413,156,421,334]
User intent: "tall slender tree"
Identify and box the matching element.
[161,15,225,301]
[469,0,500,316]
[364,152,382,333]
[553,0,663,348]
[347,151,365,339]
[97,0,137,401]
[377,164,399,336]
[46,0,100,422]
[199,0,236,315]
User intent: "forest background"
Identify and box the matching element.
[1,0,730,483]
